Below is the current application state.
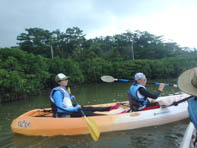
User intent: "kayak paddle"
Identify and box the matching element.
[67,87,100,142]
[162,95,193,108]
[101,75,129,82]
[101,75,178,87]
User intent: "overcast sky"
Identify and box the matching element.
[1,0,197,48]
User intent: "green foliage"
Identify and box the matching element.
[80,58,113,82]
[1,47,197,103]
[17,28,53,58]
[0,48,50,102]
[17,27,86,59]
[1,27,197,103]
[48,57,84,86]
[17,27,189,61]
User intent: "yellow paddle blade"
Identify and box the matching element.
[84,116,100,141]
[67,87,71,94]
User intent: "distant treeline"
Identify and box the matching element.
[0,27,197,103]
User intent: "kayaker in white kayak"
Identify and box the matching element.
[50,73,120,118]
[128,72,165,111]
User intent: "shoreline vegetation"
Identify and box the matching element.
[0,27,197,104]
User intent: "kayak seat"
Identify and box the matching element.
[128,93,160,111]
[128,93,141,111]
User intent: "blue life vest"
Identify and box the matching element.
[129,84,148,107]
[188,97,197,129]
[50,86,73,113]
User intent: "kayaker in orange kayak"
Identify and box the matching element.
[128,72,165,111]
[50,73,120,118]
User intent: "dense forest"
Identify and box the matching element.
[1,27,197,103]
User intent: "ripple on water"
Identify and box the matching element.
[0,132,13,148]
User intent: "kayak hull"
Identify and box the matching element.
[11,94,189,136]
[180,122,195,148]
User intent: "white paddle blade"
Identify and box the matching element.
[101,75,116,83]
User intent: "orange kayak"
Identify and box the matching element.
[11,93,189,136]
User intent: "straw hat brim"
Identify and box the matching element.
[178,68,197,96]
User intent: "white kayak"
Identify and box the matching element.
[180,122,196,148]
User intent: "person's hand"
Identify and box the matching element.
[71,95,75,100]
[158,83,165,91]
[148,98,155,103]
[74,105,80,111]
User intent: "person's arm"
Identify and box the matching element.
[138,87,161,99]
[53,91,80,112]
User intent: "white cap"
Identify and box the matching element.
[55,73,69,82]
[134,72,146,80]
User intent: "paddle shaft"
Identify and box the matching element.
[67,87,100,141]
[165,95,193,107]
[72,98,86,116]
[118,79,176,87]
[148,82,176,87]
[67,87,89,116]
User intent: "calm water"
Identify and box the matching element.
[0,81,190,148]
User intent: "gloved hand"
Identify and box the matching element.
[73,105,80,111]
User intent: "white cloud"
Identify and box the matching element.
[87,2,197,48]
[0,0,197,48]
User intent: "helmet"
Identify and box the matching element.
[55,73,69,82]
